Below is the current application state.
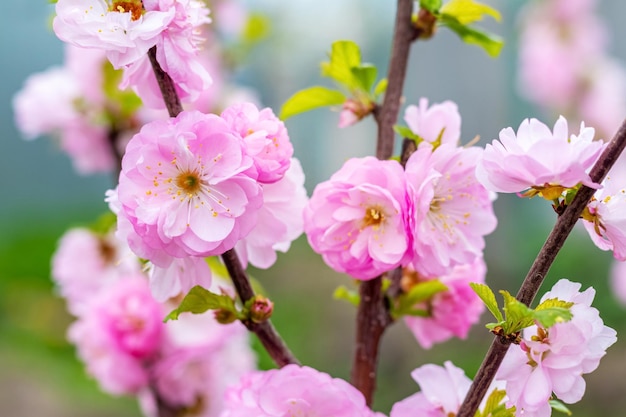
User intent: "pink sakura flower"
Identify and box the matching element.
[221,102,293,183]
[53,0,175,68]
[403,257,486,349]
[117,110,262,260]
[303,156,411,280]
[404,98,461,147]
[236,158,308,269]
[610,260,626,306]
[221,364,376,417]
[406,144,496,277]
[476,116,605,197]
[337,98,375,129]
[582,154,626,260]
[390,361,471,417]
[497,279,617,416]
[51,227,141,315]
[68,275,165,395]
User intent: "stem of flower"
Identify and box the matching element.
[351,0,416,405]
[456,118,626,417]
[147,48,299,369]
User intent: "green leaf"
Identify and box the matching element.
[206,256,229,278]
[549,399,572,415]
[242,13,270,43]
[533,298,574,327]
[373,78,388,97]
[420,0,443,13]
[404,280,448,305]
[89,212,117,235]
[393,125,422,141]
[333,285,360,307]
[438,14,504,57]
[476,388,515,417]
[165,285,236,322]
[321,40,363,89]
[440,0,501,25]
[351,65,378,92]
[500,291,535,334]
[102,61,142,118]
[470,283,503,322]
[280,86,346,120]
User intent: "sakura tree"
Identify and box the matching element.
[12,0,626,417]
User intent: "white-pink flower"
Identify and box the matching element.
[236,158,308,269]
[476,116,605,196]
[390,361,471,417]
[117,110,263,265]
[610,260,626,306]
[221,364,376,417]
[497,279,617,416]
[404,98,461,147]
[406,144,496,277]
[221,102,293,183]
[403,257,486,349]
[303,156,411,280]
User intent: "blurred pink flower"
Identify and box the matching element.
[221,364,376,417]
[404,98,461,147]
[403,257,486,349]
[497,279,617,416]
[221,102,293,183]
[407,144,496,277]
[303,156,411,280]
[390,361,471,417]
[610,260,626,305]
[476,116,605,195]
[236,158,308,269]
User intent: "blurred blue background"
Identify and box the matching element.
[1,1,626,416]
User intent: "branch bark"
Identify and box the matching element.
[456,118,626,417]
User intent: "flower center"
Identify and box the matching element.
[110,1,143,21]
[176,171,203,196]
[362,206,385,229]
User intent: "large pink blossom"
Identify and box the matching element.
[390,361,471,417]
[303,156,411,280]
[236,158,308,269]
[221,102,293,183]
[497,279,617,416]
[117,110,263,266]
[404,98,461,147]
[403,257,486,349]
[51,227,141,315]
[476,116,605,195]
[68,275,165,395]
[221,364,376,417]
[53,0,175,68]
[406,144,496,277]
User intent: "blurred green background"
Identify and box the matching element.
[2,1,626,416]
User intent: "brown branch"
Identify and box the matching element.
[456,118,626,417]
[147,48,299,369]
[351,0,416,405]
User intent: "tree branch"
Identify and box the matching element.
[351,0,416,405]
[456,118,626,417]
[147,48,299,369]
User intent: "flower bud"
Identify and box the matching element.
[248,295,274,324]
[213,308,238,324]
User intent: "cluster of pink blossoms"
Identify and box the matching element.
[496,279,617,417]
[517,0,626,139]
[112,103,306,301]
[53,0,212,107]
[51,227,256,416]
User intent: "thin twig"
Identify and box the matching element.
[350,0,416,405]
[456,118,626,417]
[147,47,299,369]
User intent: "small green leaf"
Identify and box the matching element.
[373,78,388,97]
[280,86,346,119]
[476,388,516,417]
[549,399,572,416]
[403,307,430,317]
[393,125,422,141]
[89,212,117,235]
[351,65,377,92]
[438,15,504,57]
[321,40,363,89]
[404,280,448,305]
[533,298,574,327]
[242,13,270,43]
[206,256,229,278]
[333,285,361,307]
[420,0,443,13]
[500,291,534,334]
[102,61,143,117]
[165,285,236,322]
[440,0,501,25]
[470,283,503,322]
